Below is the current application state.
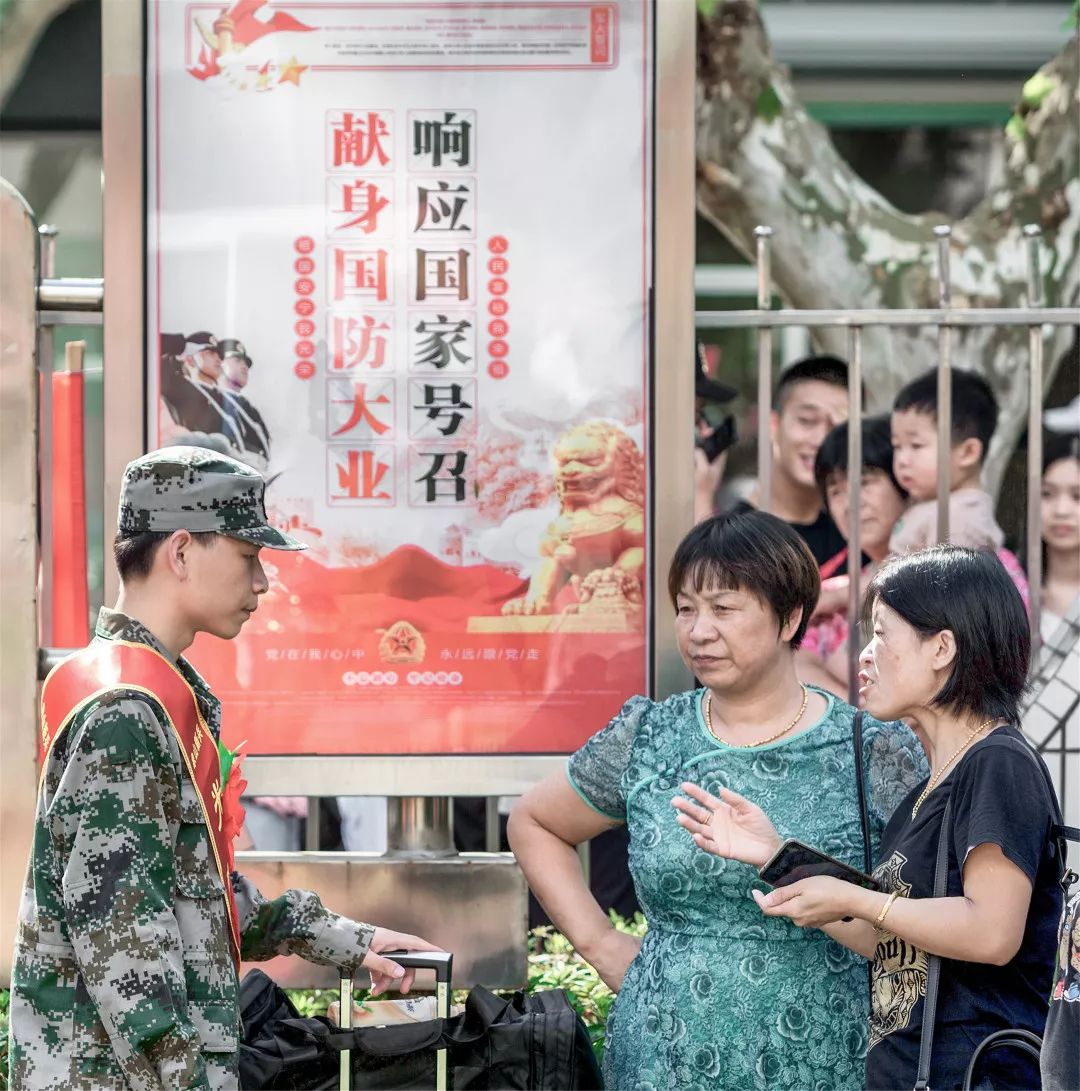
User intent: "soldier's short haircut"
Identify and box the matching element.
[113,530,217,582]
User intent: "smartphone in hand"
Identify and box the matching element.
[758,839,881,892]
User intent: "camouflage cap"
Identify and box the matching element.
[118,446,305,550]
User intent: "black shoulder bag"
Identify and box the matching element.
[912,734,1080,1091]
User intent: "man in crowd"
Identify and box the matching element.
[703,354,850,570]
[8,446,439,1090]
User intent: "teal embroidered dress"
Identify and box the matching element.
[567,687,926,1091]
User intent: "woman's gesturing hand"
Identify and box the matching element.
[751,876,858,929]
[672,782,782,868]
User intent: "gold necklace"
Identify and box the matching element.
[911,719,995,818]
[703,686,809,748]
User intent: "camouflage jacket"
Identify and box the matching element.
[9,609,375,1090]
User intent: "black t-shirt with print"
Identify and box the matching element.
[865,728,1063,1091]
[728,499,848,571]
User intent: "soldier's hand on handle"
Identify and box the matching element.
[363,928,444,995]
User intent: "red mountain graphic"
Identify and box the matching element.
[249,545,529,633]
[284,544,527,603]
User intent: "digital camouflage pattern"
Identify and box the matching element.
[9,608,374,1090]
[117,445,303,550]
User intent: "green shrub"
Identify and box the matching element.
[527,911,646,1062]
[1,986,9,1090]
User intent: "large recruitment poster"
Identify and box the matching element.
[146,0,653,754]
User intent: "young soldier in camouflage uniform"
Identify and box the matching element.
[9,447,440,1090]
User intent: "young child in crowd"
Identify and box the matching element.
[889,367,1029,605]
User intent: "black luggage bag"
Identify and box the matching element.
[239,953,603,1090]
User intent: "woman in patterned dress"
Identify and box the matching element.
[680,546,1063,1091]
[508,510,925,1090]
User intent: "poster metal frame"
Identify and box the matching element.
[101,0,696,794]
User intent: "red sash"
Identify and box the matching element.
[40,640,242,967]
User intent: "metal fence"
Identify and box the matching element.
[696,223,1080,815]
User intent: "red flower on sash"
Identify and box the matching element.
[217,741,248,872]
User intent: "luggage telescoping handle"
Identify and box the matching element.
[338,950,454,1091]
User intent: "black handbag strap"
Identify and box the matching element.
[961,1029,1042,1091]
[852,711,873,874]
[914,796,952,1091]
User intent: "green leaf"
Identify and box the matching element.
[1021,71,1057,109]
[1065,1,1078,30]
[755,83,783,124]
[1005,113,1027,144]
[697,0,721,15]
[217,739,234,785]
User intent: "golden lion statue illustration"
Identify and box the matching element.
[502,420,645,621]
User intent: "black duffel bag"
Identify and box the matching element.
[447,985,602,1090]
[239,965,603,1090]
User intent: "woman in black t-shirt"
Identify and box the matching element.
[674,546,1063,1090]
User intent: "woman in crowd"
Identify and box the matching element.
[797,415,908,696]
[1039,431,1080,638]
[676,546,1062,1090]
[508,510,926,1091]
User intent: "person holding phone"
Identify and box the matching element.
[675,546,1063,1091]
[693,340,739,522]
[509,510,925,1091]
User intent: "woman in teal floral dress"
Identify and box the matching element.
[509,511,926,1090]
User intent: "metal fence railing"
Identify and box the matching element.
[696,223,1080,817]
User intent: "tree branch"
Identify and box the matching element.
[695,0,1079,492]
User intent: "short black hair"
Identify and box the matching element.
[773,354,848,412]
[893,367,999,462]
[815,415,908,502]
[113,530,216,583]
[864,546,1029,724]
[1043,430,1080,474]
[668,509,820,649]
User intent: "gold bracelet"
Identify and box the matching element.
[876,891,900,926]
